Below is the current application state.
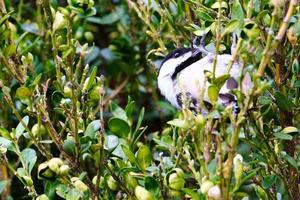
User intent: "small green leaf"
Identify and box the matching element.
[167,119,188,129]
[262,175,277,189]
[232,0,244,27]
[15,116,29,139]
[134,107,145,134]
[197,10,214,21]
[144,176,160,196]
[274,91,295,111]
[86,66,97,92]
[223,19,240,36]
[110,101,128,122]
[208,85,219,103]
[84,120,100,139]
[0,136,16,152]
[45,181,61,199]
[21,148,37,174]
[282,126,298,134]
[274,132,293,140]
[66,188,83,200]
[108,117,130,138]
[86,7,125,25]
[283,154,298,170]
[136,145,152,171]
[104,135,119,152]
[56,184,69,198]
[0,127,11,139]
[121,145,136,164]
[125,100,135,119]
[215,74,230,87]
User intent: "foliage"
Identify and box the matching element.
[0,0,299,199]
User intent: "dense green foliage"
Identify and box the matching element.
[0,0,299,199]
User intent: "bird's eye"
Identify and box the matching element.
[174,53,180,58]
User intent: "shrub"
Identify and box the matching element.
[0,0,299,199]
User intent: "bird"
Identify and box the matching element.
[157,34,241,114]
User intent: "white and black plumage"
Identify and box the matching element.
[157,36,241,114]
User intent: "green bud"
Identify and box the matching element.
[63,83,73,98]
[31,123,46,137]
[200,180,214,194]
[135,186,155,200]
[255,185,268,200]
[59,165,70,176]
[48,158,63,174]
[242,22,260,40]
[167,168,185,190]
[107,175,118,191]
[63,137,76,156]
[195,114,206,128]
[72,178,89,192]
[84,31,94,42]
[52,11,67,32]
[89,85,102,101]
[38,162,55,180]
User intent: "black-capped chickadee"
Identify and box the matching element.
[157,34,241,114]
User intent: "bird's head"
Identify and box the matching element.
[158,48,193,78]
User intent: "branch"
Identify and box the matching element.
[257,0,298,77]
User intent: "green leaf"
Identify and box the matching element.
[84,120,100,139]
[274,91,295,111]
[108,117,130,138]
[208,159,217,174]
[134,107,145,134]
[0,127,11,139]
[86,7,125,25]
[125,100,135,119]
[223,19,240,36]
[104,135,119,152]
[121,145,136,164]
[144,176,160,196]
[21,148,37,174]
[0,11,13,27]
[208,85,219,103]
[167,119,188,129]
[282,126,298,134]
[197,10,214,21]
[110,101,128,122]
[15,116,29,140]
[215,74,230,87]
[262,175,277,189]
[66,188,83,200]
[232,0,244,28]
[45,181,61,199]
[283,154,298,170]
[86,66,97,92]
[56,184,69,198]
[136,145,152,171]
[0,136,16,152]
[274,132,293,140]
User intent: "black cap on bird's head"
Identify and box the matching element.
[159,48,192,71]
